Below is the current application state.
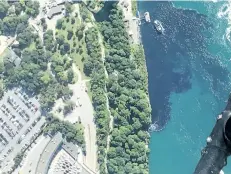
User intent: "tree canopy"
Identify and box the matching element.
[84,27,110,172]
[99,4,151,174]
[44,115,86,152]
[0,1,9,19]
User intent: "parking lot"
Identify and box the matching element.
[0,88,45,172]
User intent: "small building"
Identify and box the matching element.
[57,0,65,5]
[62,142,79,160]
[4,49,21,67]
[47,5,65,19]
[13,57,21,67]
[57,0,73,5]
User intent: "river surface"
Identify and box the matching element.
[138,1,231,173]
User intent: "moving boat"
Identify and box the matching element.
[154,20,164,33]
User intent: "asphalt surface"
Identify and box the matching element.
[0,89,45,173]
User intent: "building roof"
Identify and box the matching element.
[36,133,63,174]
[47,5,64,19]
[5,49,21,67]
[14,57,21,67]
[35,132,86,174]
[50,149,81,174]
[62,142,79,160]
[57,0,65,5]
[81,166,92,174]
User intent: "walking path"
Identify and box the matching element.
[98,33,113,141]
[96,20,113,172]
[86,11,113,171]
[50,62,97,173]
[67,64,97,173]
[0,36,15,56]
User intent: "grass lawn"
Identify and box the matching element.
[28,41,36,51]
[55,15,89,80]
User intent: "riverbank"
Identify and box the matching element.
[118,0,141,44]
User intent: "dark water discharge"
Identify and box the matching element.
[138,1,231,173]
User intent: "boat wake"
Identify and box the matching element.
[148,121,165,133]
[217,2,231,43]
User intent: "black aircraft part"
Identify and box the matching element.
[194,94,231,174]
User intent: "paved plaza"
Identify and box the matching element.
[0,88,46,173]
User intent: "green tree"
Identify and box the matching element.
[67,68,74,83]
[17,27,33,48]
[40,83,58,110]
[13,152,23,169]
[0,1,9,19]
[56,34,65,45]
[67,28,73,40]
[56,18,63,29]
[65,2,73,15]
[57,71,68,83]
[57,85,73,99]
[76,29,83,40]
[40,18,47,31]
[0,81,4,99]
[71,17,75,24]
[43,30,56,52]
[0,61,4,74]
[40,71,51,85]
[14,2,24,15]
[16,23,26,34]
[0,19,2,34]
[3,15,19,34]
[63,100,75,115]
[83,59,93,76]
[60,42,70,54]
[25,0,40,17]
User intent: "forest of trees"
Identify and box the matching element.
[0,1,74,111]
[98,4,151,174]
[1,1,151,173]
[0,0,39,35]
[0,0,86,166]
[86,0,104,13]
[84,27,110,172]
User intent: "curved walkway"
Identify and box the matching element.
[67,64,97,173]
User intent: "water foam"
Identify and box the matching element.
[217,2,231,43]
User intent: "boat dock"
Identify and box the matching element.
[118,0,141,44]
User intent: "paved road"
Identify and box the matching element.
[19,135,51,174]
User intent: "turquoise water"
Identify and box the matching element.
[138,1,231,173]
